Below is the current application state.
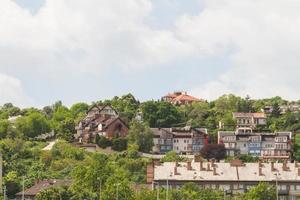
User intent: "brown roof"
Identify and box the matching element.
[233,112,266,118]
[87,104,118,115]
[15,179,72,197]
[172,94,200,102]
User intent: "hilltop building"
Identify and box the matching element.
[151,127,208,154]
[147,160,300,199]
[75,105,128,143]
[218,128,292,159]
[162,91,203,105]
[233,112,267,128]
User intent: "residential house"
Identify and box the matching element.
[15,179,72,200]
[233,112,267,128]
[262,104,300,115]
[162,91,203,105]
[75,105,129,143]
[152,127,208,154]
[147,160,300,200]
[280,104,300,114]
[218,128,293,159]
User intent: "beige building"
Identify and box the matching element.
[233,112,267,128]
[218,128,292,159]
[147,160,300,200]
[151,127,208,154]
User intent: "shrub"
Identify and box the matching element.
[112,138,127,151]
[96,135,112,148]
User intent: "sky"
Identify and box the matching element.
[1,0,300,107]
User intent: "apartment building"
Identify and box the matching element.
[218,128,292,159]
[75,105,128,143]
[151,127,208,154]
[147,160,300,200]
[233,112,267,128]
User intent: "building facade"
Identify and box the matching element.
[147,160,300,200]
[233,112,267,128]
[75,105,128,143]
[161,91,203,105]
[218,128,293,159]
[152,127,208,154]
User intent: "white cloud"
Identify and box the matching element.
[0,73,33,107]
[178,0,300,100]
[2,0,300,105]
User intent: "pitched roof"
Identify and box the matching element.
[87,104,118,115]
[172,94,201,102]
[233,112,266,118]
[15,179,72,197]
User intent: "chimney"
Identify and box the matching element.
[259,167,263,176]
[213,167,217,175]
[298,168,300,176]
[200,161,205,171]
[207,163,211,171]
[174,166,179,175]
[175,161,179,167]
[187,161,192,171]
[271,162,276,172]
[146,163,154,184]
[211,159,215,167]
[282,160,289,171]
[259,160,264,168]
[295,161,298,168]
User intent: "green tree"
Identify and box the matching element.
[15,112,50,138]
[96,135,112,149]
[101,169,134,200]
[51,106,75,141]
[110,93,140,121]
[128,120,153,153]
[243,182,276,200]
[0,119,10,139]
[70,103,89,118]
[161,151,187,162]
[36,186,73,200]
[141,101,181,127]
[112,138,127,151]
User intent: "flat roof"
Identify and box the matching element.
[154,162,300,182]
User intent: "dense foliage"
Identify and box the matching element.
[0,93,298,198]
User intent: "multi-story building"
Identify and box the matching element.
[161,91,203,105]
[147,160,300,200]
[218,128,293,159]
[75,105,128,143]
[233,112,267,128]
[151,127,208,154]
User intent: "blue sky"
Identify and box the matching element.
[2,0,300,107]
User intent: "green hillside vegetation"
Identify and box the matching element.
[0,94,299,198]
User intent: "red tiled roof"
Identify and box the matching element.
[172,94,200,102]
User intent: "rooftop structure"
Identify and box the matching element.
[162,91,203,105]
[75,104,128,143]
[151,127,208,154]
[218,128,293,158]
[148,160,300,198]
[233,112,267,128]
